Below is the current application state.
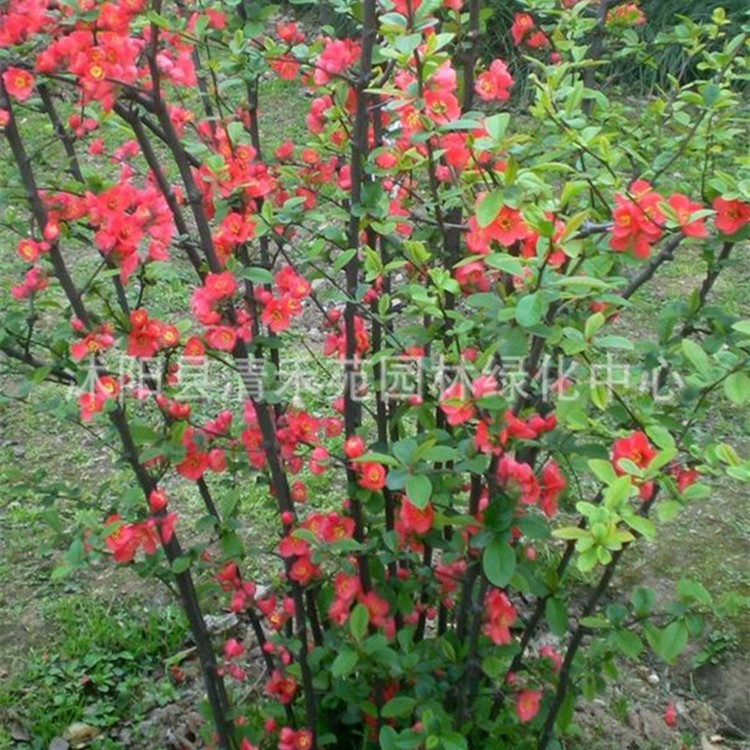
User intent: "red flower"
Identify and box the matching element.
[2,67,35,101]
[511,13,535,46]
[516,689,542,723]
[358,462,386,491]
[16,238,47,263]
[177,444,210,481]
[667,193,707,238]
[483,589,517,645]
[344,435,366,459]
[424,89,460,125]
[289,557,320,586]
[278,534,310,559]
[261,296,299,333]
[664,700,676,728]
[399,499,434,536]
[475,59,514,102]
[606,2,646,27]
[610,180,664,259]
[204,325,237,352]
[275,266,311,299]
[612,430,656,481]
[78,391,106,422]
[204,271,237,301]
[485,205,530,247]
[439,381,475,426]
[539,460,566,518]
[127,310,163,358]
[313,38,360,85]
[266,670,298,704]
[278,728,313,750]
[104,515,158,564]
[713,197,750,235]
[149,489,168,513]
[497,455,540,505]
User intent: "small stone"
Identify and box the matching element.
[49,738,70,750]
[203,613,239,635]
[647,672,660,686]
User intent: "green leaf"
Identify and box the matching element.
[331,650,359,678]
[595,335,634,351]
[379,726,398,750]
[622,513,655,539]
[604,476,632,509]
[590,383,608,410]
[171,555,192,574]
[421,445,460,463]
[405,474,433,509]
[350,604,369,641]
[332,248,357,273]
[645,425,676,451]
[482,655,506,679]
[612,630,643,659]
[485,112,510,142]
[440,732,468,750]
[647,621,689,664]
[515,292,544,327]
[631,587,655,618]
[552,526,589,541]
[545,598,569,636]
[484,253,525,276]
[476,190,504,228]
[702,82,721,107]
[381,695,417,719]
[724,371,750,405]
[588,459,617,484]
[657,499,681,521]
[355,452,401,468]
[682,339,710,376]
[482,539,516,588]
[238,266,273,285]
[676,578,712,606]
[585,312,605,340]
[681,482,710,500]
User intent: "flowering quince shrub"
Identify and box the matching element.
[1,0,750,748]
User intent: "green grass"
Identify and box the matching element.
[0,595,187,748]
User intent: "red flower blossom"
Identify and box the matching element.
[497,455,540,505]
[516,689,542,723]
[611,430,656,476]
[204,325,237,352]
[424,89,460,125]
[104,515,159,563]
[204,271,237,301]
[344,435,366,459]
[539,460,566,518]
[485,205,530,247]
[439,381,475,426]
[399,499,434,536]
[666,193,708,238]
[177,443,210,481]
[358,462,387,491]
[16,238,47,263]
[266,670,298,705]
[606,2,646,27]
[2,67,35,101]
[664,700,676,728]
[483,588,517,645]
[475,59,514,102]
[610,180,664,259]
[511,13,535,46]
[713,197,750,235]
